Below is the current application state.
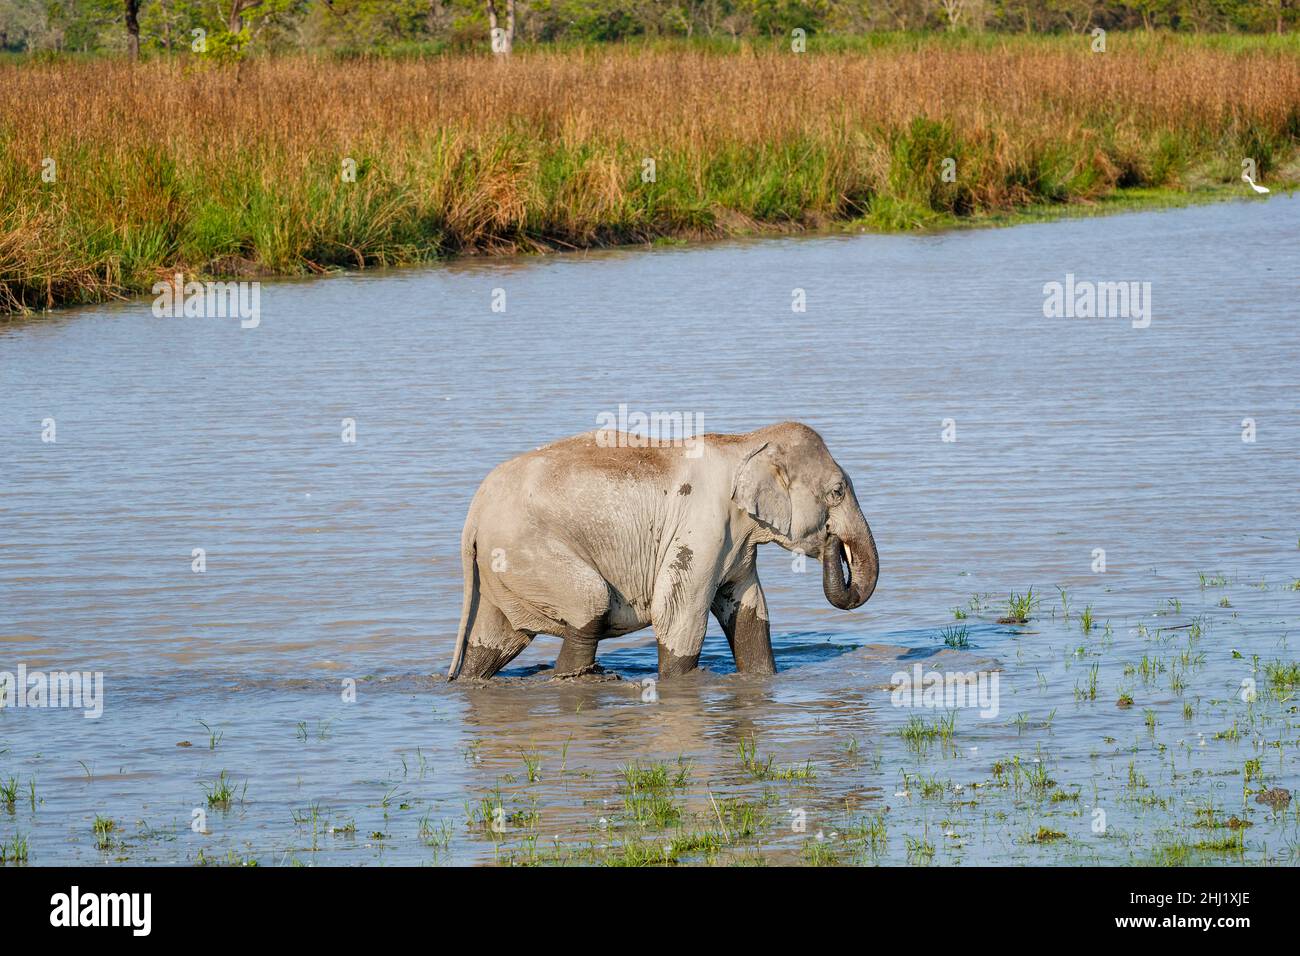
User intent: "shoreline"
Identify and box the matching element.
[7,178,1290,318]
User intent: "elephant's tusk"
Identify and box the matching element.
[843,543,853,569]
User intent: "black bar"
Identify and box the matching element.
[2,866,1280,940]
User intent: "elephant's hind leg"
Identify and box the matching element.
[538,550,615,678]
[459,600,533,681]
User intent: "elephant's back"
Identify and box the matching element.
[473,432,679,554]
[493,430,681,490]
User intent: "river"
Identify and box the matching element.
[1,195,1297,864]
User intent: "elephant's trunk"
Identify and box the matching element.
[822,526,878,611]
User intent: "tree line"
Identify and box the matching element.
[0,0,1293,57]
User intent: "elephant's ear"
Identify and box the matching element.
[732,442,792,537]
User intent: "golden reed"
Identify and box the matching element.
[1,38,1297,311]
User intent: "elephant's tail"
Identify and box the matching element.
[447,513,478,681]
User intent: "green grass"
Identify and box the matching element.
[899,712,956,751]
[201,770,241,808]
[712,796,770,839]
[520,748,542,783]
[735,735,815,782]
[905,834,936,865]
[619,759,694,830]
[0,777,17,811]
[619,759,692,793]
[1263,660,1300,692]
[1075,662,1100,701]
[1000,587,1039,624]
[992,755,1054,795]
[802,840,840,866]
[941,624,970,648]
[843,811,889,855]
[92,815,117,850]
[1029,826,1067,843]
[622,790,682,830]
[1194,829,1245,852]
[0,832,28,862]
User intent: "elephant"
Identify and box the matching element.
[447,421,879,681]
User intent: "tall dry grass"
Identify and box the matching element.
[1,36,1297,311]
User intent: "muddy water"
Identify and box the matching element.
[1,196,1298,866]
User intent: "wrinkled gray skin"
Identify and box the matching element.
[448,422,879,681]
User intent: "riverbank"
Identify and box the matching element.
[2,34,1297,313]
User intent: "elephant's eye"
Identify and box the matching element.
[827,482,845,504]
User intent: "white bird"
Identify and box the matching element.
[1242,172,1270,194]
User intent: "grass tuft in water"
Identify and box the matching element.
[999,588,1039,624]
[941,624,970,648]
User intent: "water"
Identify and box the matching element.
[1,196,1297,865]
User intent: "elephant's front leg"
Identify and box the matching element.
[554,635,598,677]
[712,571,776,675]
[651,590,711,679]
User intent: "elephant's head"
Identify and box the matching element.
[731,423,878,610]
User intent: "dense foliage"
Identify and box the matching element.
[0,0,1295,58]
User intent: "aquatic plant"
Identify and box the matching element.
[92,815,117,850]
[1263,660,1300,692]
[198,719,223,750]
[0,777,17,812]
[520,748,542,784]
[905,833,936,865]
[735,735,814,782]
[802,840,839,866]
[1001,588,1039,624]
[941,624,970,648]
[844,811,889,855]
[899,712,956,751]
[201,770,241,808]
[0,832,29,863]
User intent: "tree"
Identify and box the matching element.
[485,0,513,53]
[1049,0,1099,31]
[124,0,139,56]
[225,0,263,32]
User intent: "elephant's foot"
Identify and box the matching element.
[550,663,606,681]
[554,637,598,678]
[657,643,701,679]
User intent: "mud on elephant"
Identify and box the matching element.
[448,422,878,681]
